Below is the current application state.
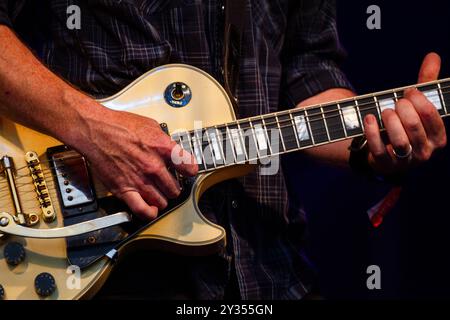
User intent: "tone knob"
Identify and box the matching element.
[34,272,56,297]
[0,284,4,299]
[4,241,26,266]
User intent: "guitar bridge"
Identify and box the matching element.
[1,156,39,226]
[25,151,56,222]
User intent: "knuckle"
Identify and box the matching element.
[145,162,165,175]
[436,136,447,149]
[158,197,168,210]
[147,208,158,220]
[415,149,432,162]
[128,200,150,218]
[396,98,412,109]
[421,104,436,120]
[172,187,181,198]
[371,149,386,159]
[381,109,394,119]
[405,121,421,134]
[410,89,423,100]
[143,192,167,210]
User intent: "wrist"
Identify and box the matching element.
[53,89,109,149]
[348,137,406,185]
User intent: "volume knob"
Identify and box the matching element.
[4,241,26,266]
[34,272,56,297]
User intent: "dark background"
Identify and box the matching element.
[286,1,450,299]
[15,0,450,300]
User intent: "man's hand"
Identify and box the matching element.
[72,108,198,220]
[365,52,447,175]
[0,26,198,220]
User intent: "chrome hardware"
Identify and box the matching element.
[26,151,56,222]
[0,211,131,239]
[0,217,9,227]
[1,156,39,226]
[106,248,118,261]
[49,149,96,210]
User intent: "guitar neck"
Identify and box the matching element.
[172,78,450,173]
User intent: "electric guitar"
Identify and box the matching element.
[0,64,448,300]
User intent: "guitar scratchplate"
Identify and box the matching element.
[47,146,98,217]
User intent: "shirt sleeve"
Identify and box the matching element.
[0,0,25,28]
[281,0,354,107]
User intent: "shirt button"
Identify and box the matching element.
[231,200,238,209]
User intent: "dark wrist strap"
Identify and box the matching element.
[348,136,406,185]
[348,136,374,177]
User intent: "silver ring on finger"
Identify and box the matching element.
[392,144,413,159]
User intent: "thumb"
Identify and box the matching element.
[418,52,441,83]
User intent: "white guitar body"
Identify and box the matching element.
[0,64,253,300]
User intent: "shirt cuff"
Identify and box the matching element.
[283,61,354,108]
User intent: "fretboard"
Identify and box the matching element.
[172,78,450,173]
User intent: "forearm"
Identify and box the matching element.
[0,25,105,146]
[296,88,356,167]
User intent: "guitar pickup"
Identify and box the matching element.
[47,146,98,217]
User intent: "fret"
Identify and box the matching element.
[216,125,235,165]
[275,116,287,152]
[303,109,316,145]
[211,128,226,165]
[277,113,300,151]
[320,106,331,141]
[192,130,207,171]
[263,115,284,154]
[250,119,270,155]
[440,80,450,114]
[288,112,301,147]
[247,120,263,160]
[306,107,330,144]
[373,95,383,128]
[173,131,200,169]
[239,120,258,162]
[354,99,365,132]
[393,90,399,102]
[223,126,237,163]
[203,129,218,169]
[171,132,192,155]
[185,131,195,156]
[291,109,314,148]
[377,93,396,113]
[228,124,246,163]
[337,103,348,138]
[340,100,363,136]
[323,103,346,140]
[260,117,274,155]
[357,97,381,127]
[418,84,445,116]
[437,82,448,114]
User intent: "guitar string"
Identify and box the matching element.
[8,84,450,177]
[1,82,448,206]
[0,114,447,201]
[0,86,449,197]
[0,98,447,196]
[9,82,450,172]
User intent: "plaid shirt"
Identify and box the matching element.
[0,0,351,299]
